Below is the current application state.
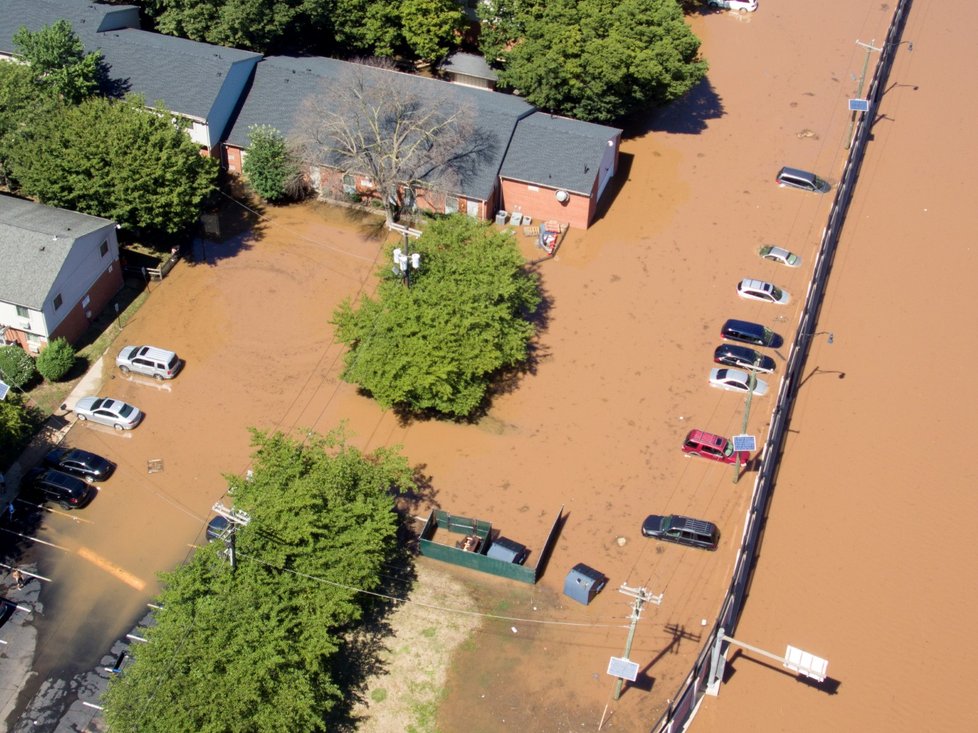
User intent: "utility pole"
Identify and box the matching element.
[211,502,251,571]
[390,223,422,286]
[613,584,663,700]
[845,39,882,149]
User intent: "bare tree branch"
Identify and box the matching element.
[293,59,495,224]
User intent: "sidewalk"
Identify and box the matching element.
[0,356,107,507]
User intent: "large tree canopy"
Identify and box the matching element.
[0,62,60,187]
[11,19,102,104]
[102,428,413,732]
[7,95,217,234]
[483,0,708,123]
[332,216,541,418]
[139,0,463,61]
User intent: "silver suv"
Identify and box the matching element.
[116,345,182,380]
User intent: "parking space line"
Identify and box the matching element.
[0,528,70,551]
[0,564,52,583]
[75,546,146,590]
[14,499,96,524]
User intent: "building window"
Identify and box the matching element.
[99,239,109,257]
[445,196,458,214]
[342,174,355,195]
[53,294,63,310]
[16,305,28,319]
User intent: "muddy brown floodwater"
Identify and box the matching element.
[23,3,973,732]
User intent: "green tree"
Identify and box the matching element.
[0,345,36,389]
[477,0,536,62]
[0,393,41,469]
[330,0,402,56]
[332,216,541,418]
[144,0,331,52]
[35,337,76,382]
[7,95,217,234]
[399,0,465,63]
[491,0,708,123]
[0,62,60,187]
[242,124,302,203]
[103,428,412,732]
[12,19,102,105]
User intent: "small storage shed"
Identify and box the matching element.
[563,563,607,606]
[486,536,528,564]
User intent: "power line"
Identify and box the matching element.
[241,552,628,630]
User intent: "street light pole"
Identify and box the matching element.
[732,356,761,485]
[846,40,882,149]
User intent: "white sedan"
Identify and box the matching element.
[759,245,802,267]
[708,0,758,12]
[709,368,769,396]
[74,396,143,430]
[737,278,790,304]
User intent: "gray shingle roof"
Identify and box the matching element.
[226,56,535,202]
[93,28,260,119]
[440,52,498,82]
[0,1,259,121]
[0,195,113,310]
[500,112,622,195]
[0,0,139,53]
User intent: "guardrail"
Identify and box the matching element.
[647,2,913,730]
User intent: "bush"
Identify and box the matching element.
[0,345,36,388]
[0,393,41,469]
[36,337,76,381]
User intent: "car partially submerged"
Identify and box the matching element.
[682,429,750,464]
[737,278,790,304]
[44,448,115,482]
[74,396,143,431]
[709,368,769,396]
[759,245,802,267]
[713,344,776,374]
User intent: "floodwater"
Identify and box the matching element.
[8,2,972,732]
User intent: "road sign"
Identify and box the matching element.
[607,656,640,682]
[732,434,756,453]
[0,379,9,401]
[848,98,870,112]
[784,645,828,682]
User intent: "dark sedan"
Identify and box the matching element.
[44,448,115,483]
[713,344,777,374]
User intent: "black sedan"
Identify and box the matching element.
[713,344,776,374]
[43,448,115,483]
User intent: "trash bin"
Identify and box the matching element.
[495,210,508,225]
[563,563,607,605]
[486,536,528,564]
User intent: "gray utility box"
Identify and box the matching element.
[486,536,528,564]
[564,563,607,606]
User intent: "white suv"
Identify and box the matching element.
[709,0,758,12]
[116,345,182,380]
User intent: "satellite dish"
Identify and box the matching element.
[555,190,570,203]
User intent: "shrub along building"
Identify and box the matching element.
[0,195,123,351]
[223,56,621,230]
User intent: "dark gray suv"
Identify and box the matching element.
[641,514,719,551]
[25,468,96,509]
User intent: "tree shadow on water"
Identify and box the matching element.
[623,77,725,138]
